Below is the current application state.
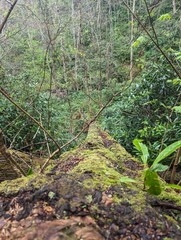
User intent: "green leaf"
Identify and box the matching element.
[165,184,181,190]
[144,169,162,195]
[133,138,142,151]
[173,106,181,113]
[152,140,181,167]
[133,139,149,166]
[150,163,169,172]
[147,185,162,195]
[158,13,172,21]
[119,176,136,183]
[167,78,181,86]
[27,168,33,176]
[132,36,145,48]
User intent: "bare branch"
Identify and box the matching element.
[122,0,181,79]
[0,87,61,150]
[0,0,18,34]
[40,78,136,173]
[143,0,159,45]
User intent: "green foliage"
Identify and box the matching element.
[151,140,181,167]
[27,168,33,176]
[165,184,181,191]
[173,106,181,113]
[132,36,145,48]
[144,169,162,195]
[0,91,89,153]
[133,139,181,195]
[119,176,136,183]
[158,13,172,21]
[133,139,149,166]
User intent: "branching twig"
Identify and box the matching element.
[0,0,18,34]
[143,0,159,45]
[0,87,61,150]
[151,200,181,211]
[40,80,135,173]
[170,147,181,184]
[122,0,181,79]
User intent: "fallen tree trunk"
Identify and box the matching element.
[0,129,19,181]
[0,124,180,240]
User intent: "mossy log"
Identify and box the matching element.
[0,129,19,181]
[0,124,181,240]
[0,129,45,182]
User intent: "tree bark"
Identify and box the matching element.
[172,0,176,14]
[0,129,19,181]
[130,0,136,81]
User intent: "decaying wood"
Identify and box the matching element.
[0,129,19,182]
[0,130,35,182]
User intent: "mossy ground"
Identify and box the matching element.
[0,123,180,239]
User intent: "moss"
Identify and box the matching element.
[70,154,122,190]
[164,215,178,225]
[0,170,54,195]
[158,188,181,207]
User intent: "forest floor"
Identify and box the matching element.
[0,124,181,240]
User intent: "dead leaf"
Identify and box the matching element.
[75,226,104,240]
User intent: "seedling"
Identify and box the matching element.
[133,139,181,195]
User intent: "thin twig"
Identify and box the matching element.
[0,87,61,150]
[151,200,181,211]
[143,0,159,45]
[40,78,136,173]
[122,0,181,79]
[0,0,18,34]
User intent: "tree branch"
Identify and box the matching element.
[0,87,61,150]
[122,0,181,79]
[0,0,18,34]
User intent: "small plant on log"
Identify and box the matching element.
[133,139,181,195]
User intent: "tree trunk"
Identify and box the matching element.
[130,0,136,81]
[172,0,176,14]
[0,130,19,181]
[0,124,181,239]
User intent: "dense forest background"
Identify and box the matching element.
[0,0,180,164]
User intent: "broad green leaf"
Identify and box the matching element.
[150,163,169,172]
[132,36,145,48]
[147,185,162,195]
[133,139,149,166]
[165,184,181,190]
[173,106,181,113]
[144,169,162,195]
[133,139,142,151]
[119,176,136,183]
[144,169,156,186]
[140,142,149,166]
[152,140,181,167]
[158,13,172,21]
[176,55,181,60]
